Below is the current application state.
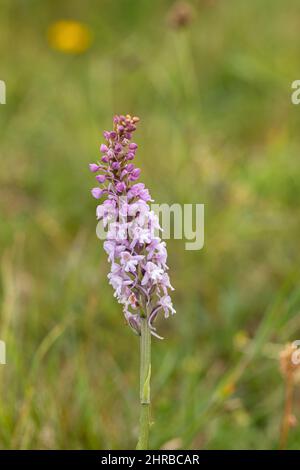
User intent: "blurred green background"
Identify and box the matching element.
[1,0,300,450]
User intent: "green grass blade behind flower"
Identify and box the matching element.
[11,320,69,449]
[180,272,300,448]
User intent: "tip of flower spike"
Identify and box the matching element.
[113,114,140,128]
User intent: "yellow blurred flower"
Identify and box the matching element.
[233,330,250,351]
[47,20,92,54]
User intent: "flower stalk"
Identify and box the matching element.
[136,315,151,449]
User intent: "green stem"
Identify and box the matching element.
[136,316,151,450]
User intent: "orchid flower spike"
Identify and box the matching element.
[89,114,175,338]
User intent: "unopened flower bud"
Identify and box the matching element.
[116,182,126,193]
[91,187,103,199]
[96,174,106,183]
[115,143,122,153]
[129,143,138,150]
[112,161,120,170]
[89,163,100,172]
[125,163,135,172]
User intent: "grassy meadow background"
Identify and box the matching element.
[1,0,300,449]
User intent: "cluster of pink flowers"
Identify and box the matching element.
[89,114,175,338]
